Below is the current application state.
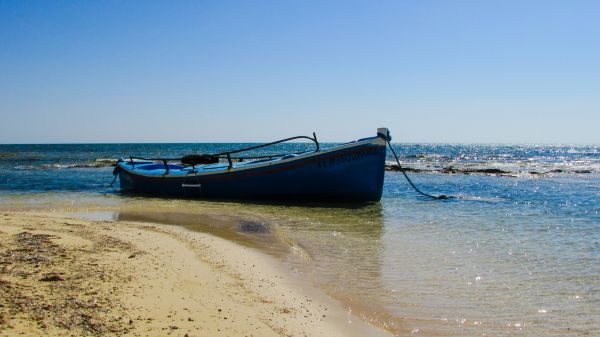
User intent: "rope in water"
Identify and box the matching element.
[109,166,119,186]
[109,173,118,187]
[386,141,452,200]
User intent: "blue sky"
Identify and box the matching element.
[1,0,599,143]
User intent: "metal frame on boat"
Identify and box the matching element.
[113,128,390,201]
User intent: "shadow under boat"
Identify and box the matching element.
[112,198,385,256]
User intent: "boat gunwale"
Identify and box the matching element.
[117,136,385,179]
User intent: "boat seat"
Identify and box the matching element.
[136,163,184,171]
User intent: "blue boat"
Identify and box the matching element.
[113,128,390,202]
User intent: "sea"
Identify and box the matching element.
[1,142,599,336]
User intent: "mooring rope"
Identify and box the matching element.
[109,173,118,187]
[109,165,120,187]
[387,141,452,200]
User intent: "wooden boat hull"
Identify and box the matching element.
[115,133,387,202]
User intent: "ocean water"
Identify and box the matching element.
[1,143,599,336]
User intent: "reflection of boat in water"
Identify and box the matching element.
[113,128,390,202]
[111,200,385,257]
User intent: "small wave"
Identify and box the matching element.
[455,194,508,202]
[95,158,118,164]
[17,161,117,170]
[40,164,74,169]
[13,165,36,170]
[401,153,452,161]
[566,148,600,155]
[71,160,117,168]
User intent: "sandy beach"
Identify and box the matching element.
[0,211,388,337]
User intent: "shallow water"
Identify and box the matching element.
[1,143,599,336]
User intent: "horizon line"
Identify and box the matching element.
[2,141,599,146]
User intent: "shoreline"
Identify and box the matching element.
[0,211,389,337]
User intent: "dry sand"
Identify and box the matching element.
[0,211,389,337]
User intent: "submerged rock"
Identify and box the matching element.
[440,166,461,174]
[385,165,429,173]
[238,221,270,234]
[440,167,510,175]
[464,168,510,175]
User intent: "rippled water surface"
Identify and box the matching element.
[1,143,599,336]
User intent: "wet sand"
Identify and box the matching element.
[0,211,388,337]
